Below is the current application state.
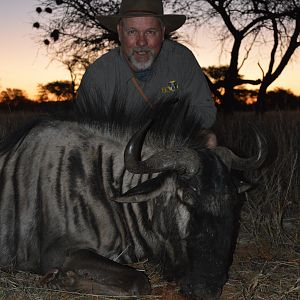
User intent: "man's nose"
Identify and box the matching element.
[137,33,147,47]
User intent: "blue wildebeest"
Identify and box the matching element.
[0,106,267,299]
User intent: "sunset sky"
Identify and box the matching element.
[1,0,300,100]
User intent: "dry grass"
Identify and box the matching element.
[0,110,299,299]
[216,111,300,300]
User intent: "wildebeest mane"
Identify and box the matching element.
[74,90,204,148]
[0,117,50,154]
[0,95,204,154]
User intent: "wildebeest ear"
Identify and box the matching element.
[237,181,252,193]
[112,173,176,203]
[233,177,253,194]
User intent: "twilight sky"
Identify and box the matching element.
[1,0,300,100]
[0,0,70,99]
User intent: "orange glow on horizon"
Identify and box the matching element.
[245,98,257,105]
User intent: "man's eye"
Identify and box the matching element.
[146,30,156,36]
[127,30,137,36]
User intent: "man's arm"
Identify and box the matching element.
[74,63,109,120]
[180,49,217,129]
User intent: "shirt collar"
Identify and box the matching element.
[119,48,135,82]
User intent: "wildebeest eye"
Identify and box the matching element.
[190,186,197,192]
[179,178,199,195]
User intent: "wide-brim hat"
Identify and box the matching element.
[97,0,186,33]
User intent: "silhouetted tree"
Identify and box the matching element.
[0,88,31,111]
[254,2,300,112]
[174,0,300,112]
[203,65,259,109]
[37,80,74,101]
[33,0,120,89]
[0,88,29,104]
[266,88,300,110]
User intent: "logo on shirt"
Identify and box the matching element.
[161,80,179,94]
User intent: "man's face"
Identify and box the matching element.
[117,16,165,71]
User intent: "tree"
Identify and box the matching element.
[0,88,31,111]
[0,88,29,103]
[254,1,300,112]
[33,0,120,90]
[37,80,74,101]
[266,88,300,110]
[203,65,258,109]
[33,0,300,111]
[174,0,300,112]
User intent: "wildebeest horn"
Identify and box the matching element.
[124,120,200,176]
[213,125,267,171]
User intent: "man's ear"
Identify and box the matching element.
[162,26,165,40]
[117,23,122,41]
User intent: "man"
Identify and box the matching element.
[75,0,217,144]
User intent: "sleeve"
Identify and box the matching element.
[74,62,109,120]
[180,49,217,129]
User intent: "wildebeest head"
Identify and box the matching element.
[115,119,267,200]
[113,119,267,298]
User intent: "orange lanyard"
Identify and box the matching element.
[131,76,154,109]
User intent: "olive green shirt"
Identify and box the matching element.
[75,40,216,128]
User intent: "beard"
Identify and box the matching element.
[127,47,156,71]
